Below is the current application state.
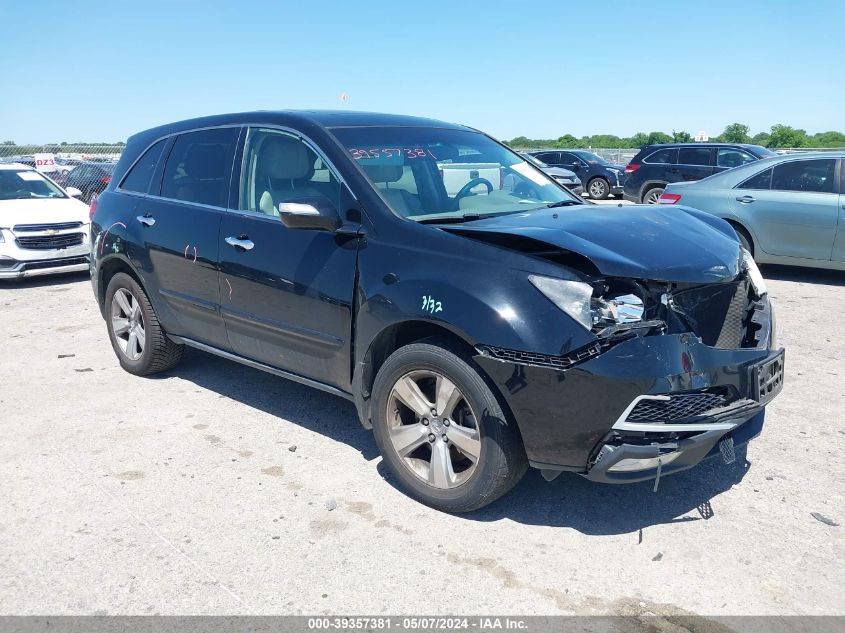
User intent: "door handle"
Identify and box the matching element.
[225,235,255,251]
[136,213,155,227]
[735,195,755,203]
[667,168,679,174]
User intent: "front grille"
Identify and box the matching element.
[670,277,752,348]
[13,221,83,232]
[714,282,749,348]
[21,256,88,271]
[16,233,84,250]
[480,343,601,370]
[626,393,727,423]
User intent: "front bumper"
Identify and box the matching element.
[0,251,89,279]
[474,306,783,482]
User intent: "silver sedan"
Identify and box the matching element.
[659,152,845,271]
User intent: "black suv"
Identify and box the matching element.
[623,143,777,204]
[528,149,626,199]
[90,111,783,512]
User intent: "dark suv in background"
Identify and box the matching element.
[623,143,777,204]
[528,150,626,199]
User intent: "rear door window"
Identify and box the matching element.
[771,159,837,193]
[678,147,713,166]
[120,139,167,194]
[643,148,677,164]
[161,127,240,207]
[737,167,773,190]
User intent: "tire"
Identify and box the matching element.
[370,339,527,513]
[732,224,754,256]
[642,186,664,204]
[105,272,183,376]
[587,177,610,200]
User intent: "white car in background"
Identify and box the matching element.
[0,163,91,279]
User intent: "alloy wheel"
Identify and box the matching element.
[110,288,146,361]
[645,189,662,204]
[386,370,481,489]
[589,179,608,198]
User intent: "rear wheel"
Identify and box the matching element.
[371,340,527,513]
[105,273,183,375]
[642,186,664,204]
[587,177,610,200]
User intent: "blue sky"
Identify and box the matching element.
[2,0,843,143]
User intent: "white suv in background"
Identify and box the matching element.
[0,163,91,279]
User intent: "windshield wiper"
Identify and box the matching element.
[418,214,482,225]
[545,200,580,208]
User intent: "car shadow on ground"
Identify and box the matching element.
[168,347,751,535]
[159,347,380,461]
[0,271,89,291]
[376,448,750,535]
[761,263,845,286]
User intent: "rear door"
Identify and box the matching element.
[218,127,359,390]
[676,146,715,182]
[732,158,838,259]
[138,126,240,349]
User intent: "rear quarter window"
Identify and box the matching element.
[643,148,677,164]
[120,139,167,194]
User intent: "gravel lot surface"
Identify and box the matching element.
[1,263,842,617]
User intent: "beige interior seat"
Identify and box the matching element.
[362,163,422,217]
[256,137,322,215]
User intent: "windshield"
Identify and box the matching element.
[0,169,66,200]
[572,151,612,166]
[333,126,578,222]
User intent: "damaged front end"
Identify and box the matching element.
[474,247,784,485]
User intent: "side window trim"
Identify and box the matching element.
[149,136,176,197]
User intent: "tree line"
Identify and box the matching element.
[506,124,845,150]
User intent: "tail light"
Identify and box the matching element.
[101,175,111,184]
[657,193,682,204]
[88,196,98,220]
[625,164,641,173]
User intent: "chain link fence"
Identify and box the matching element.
[0,143,124,203]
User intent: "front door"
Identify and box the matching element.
[140,126,240,349]
[218,127,359,390]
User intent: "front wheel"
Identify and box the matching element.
[371,340,527,513]
[105,272,183,375]
[587,177,610,200]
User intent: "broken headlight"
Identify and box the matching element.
[528,275,593,330]
[529,275,645,331]
[591,293,645,328]
[741,248,767,297]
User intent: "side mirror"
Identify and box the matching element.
[66,186,83,198]
[278,197,341,231]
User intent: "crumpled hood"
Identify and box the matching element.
[442,204,742,283]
